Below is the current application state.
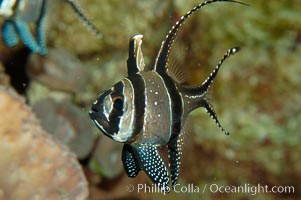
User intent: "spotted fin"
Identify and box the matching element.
[168,133,184,187]
[35,0,48,55]
[203,100,230,135]
[122,144,141,177]
[14,21,41,53]
[127,34,145,76]
[131,144,170,192]
[1,21,19,47]
[202,47,240,135]
[201,47,240,94]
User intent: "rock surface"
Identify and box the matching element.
[0,87,89,200]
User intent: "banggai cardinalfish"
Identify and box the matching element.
[89,0,246,192]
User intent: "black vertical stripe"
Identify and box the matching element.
[127,37,139,76]
[160,73,183,140]
[108,82,125,134]
[128,74,145,136]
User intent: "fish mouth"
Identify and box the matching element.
[89,110,112,139]
[89,110,125,143]
[90,105,99,113]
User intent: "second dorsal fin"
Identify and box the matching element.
[166,57,189,84]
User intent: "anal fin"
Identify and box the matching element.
[168,134,184,186]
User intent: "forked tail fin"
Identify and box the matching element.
[201,47,240,94]
[183,47,240,135]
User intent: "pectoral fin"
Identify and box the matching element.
[131,143,170,192]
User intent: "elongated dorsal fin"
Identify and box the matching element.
[127,34,145,76]
[153,0,247,74]
[64,0,102,38]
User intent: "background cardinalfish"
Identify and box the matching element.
[0,0,101,55]
[89,0,245,192]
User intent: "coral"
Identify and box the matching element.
[0,87,88,200]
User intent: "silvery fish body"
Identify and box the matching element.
[89,0,244,192]
[0,0,100,55]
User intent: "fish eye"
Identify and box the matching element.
[113,97,123,111]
